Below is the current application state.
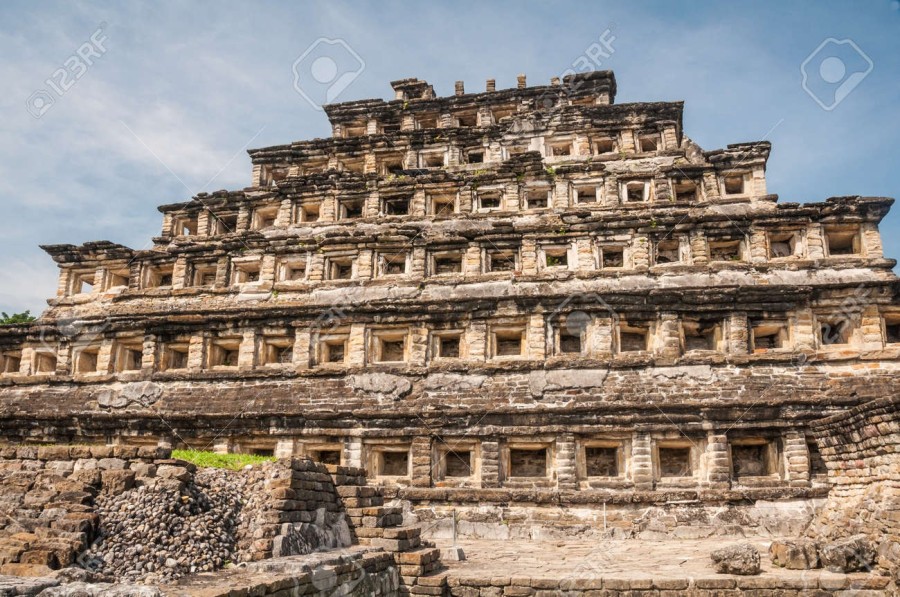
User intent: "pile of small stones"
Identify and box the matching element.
[81,469,253,584]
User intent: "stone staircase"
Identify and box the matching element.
[330,466,447,596]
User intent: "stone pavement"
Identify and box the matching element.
[437,537,889,587]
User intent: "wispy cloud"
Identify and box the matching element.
[0,0,898,314]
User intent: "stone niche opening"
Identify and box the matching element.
[232,440,276,457]
[491,326,525,359]
[112,339,143,372]
[73,345,101,374]
[189,261,218,287]
[824,225,861,257]
[0,350,22,375]
[378,155,405,177]
[638,133,659,153]
[304,443,343,466]
[455,111,477,127]
[431,331,462,360]
[477,190,502,211]
[312,450,341,465]
[325,255,355,280]
[768,231,801,259]
[32,351,57,374]
[682,319,722,352]
[592,136,616,154]
[655,443,694,481]
[370,329,408,364]
[505,444,550,479]
[750,319,789,353]
[231,259,261,285]
[709,239,744,262]
[429,250,463,276]
[541,244,570,269]
[277,256,308,283]
[427,192,457,216]
[105,268,130,290]
[584,444,620,477]
[299,158,328,175]
[416,113,438,130]
[68,270,95,296]
[159,338,190,371]
[722,172,748,196]
[574,184,600,205]
[493,106,516,124]
[143,263,174,289]
[599,245,625,269]
[618,322,650,353]
[212,213,238,235]
[556,324,583,355]
[377,252,408,276]
[525,187,550,210]
[259,336,293,366]
[368,444,411,479]
[340,157,365,174]
[547,140,572,157]
[317,333,349,366]
[807,440,828,478]
[343,120,366,137]
[817,315,854,347]
[172,215,198,237]
[465,149,484,164]
[296,200,320,223]
[730,439,781,481]
[419,150,445,169]
[485,247,519,273]
[381,195,411,216]
[622,180,650,203]
[338,197,365,220]
[434,442,478,484]
[251,205,279,230]
[654,239,681,265]
[671,178,699,202]
[885,315,900,344]
[207,337,241,369]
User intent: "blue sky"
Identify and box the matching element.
[1,1,898,315]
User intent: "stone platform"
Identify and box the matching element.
[438,538,895,595]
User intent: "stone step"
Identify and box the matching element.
[336,485,379,498]
[368,533,421,552]
[382,526,421,541]
[345,505,402,517]
[340,496,385,508]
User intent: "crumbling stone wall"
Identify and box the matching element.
[808,395,900,575]
[0,444,167,577]
[0,448,447,595]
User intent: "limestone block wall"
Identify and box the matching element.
[808,395,900,573]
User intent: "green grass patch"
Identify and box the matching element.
[171,449,276,470]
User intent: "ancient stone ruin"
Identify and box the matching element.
[0,70,898,594]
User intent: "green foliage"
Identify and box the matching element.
[171,449,276,470]
[0,311,36,325]
[544,166,557,178]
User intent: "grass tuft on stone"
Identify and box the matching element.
[171,449,276,470]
